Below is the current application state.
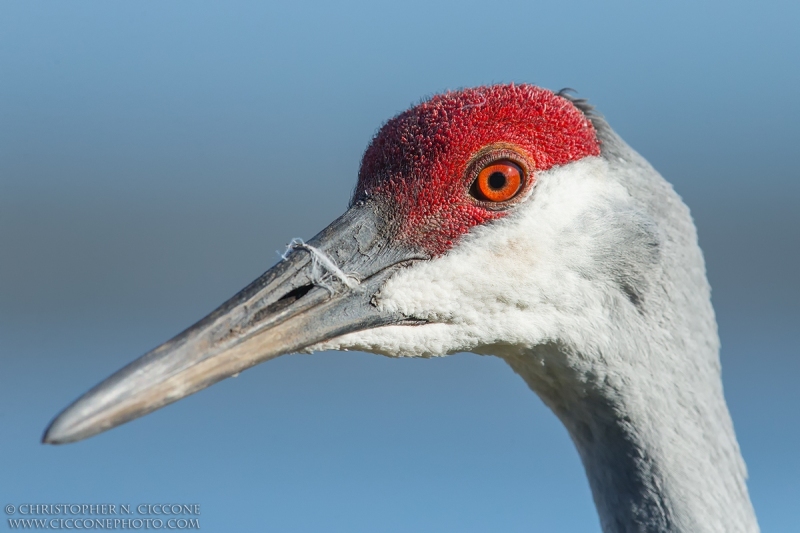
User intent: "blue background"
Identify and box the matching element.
[1,1,798,531]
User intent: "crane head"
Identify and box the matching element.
[44,84,668,444]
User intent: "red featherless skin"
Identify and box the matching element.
[355,84,601,255]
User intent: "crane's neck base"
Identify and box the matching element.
[502,344,759,533]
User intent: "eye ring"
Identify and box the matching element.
[466,147,533,206]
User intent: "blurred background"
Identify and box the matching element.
[1,1,798,531]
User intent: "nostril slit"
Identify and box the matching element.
[252,284,315,324]
[278,284,314,302]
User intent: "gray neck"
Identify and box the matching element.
[502,342,759,533]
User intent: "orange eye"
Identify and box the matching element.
[474,160,523,202]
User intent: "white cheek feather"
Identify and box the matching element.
[313,156,625,358]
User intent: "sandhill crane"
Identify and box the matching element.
[44,84,759,533]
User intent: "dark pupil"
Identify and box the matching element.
[488,172,507,190]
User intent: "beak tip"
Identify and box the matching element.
[41,431,58,445]
[42,409,92,445]
[42,417,71,445]
[41,425,63,446]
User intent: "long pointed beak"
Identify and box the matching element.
[43,203,425,444]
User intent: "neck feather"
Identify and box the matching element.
[502,340,758,533]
